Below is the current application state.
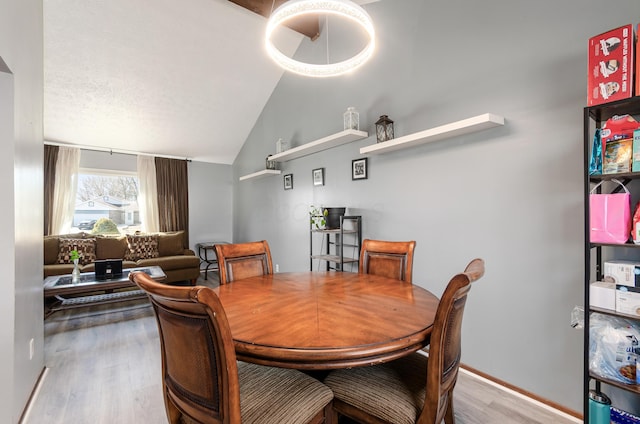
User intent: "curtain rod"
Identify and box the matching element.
[44,140,192,162]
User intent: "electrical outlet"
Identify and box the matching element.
[29,338,34,360]
[275,264,279,273]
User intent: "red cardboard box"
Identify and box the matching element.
[588,24,635,106]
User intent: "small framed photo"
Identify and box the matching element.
[312,168,325,186]
[352,158,368,180]
[283,174,293,190]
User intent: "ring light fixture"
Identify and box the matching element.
[265,0,376,77]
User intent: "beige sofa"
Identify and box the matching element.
[44,231,200,284]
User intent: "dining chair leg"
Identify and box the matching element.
[325,402,338,424]
[445,390,455,424]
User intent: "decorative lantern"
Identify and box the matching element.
[343,107,359,131]
[266,156,276,170]
[375,115,394,143]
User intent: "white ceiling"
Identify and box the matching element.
[43,0,305,164]
[43,0,378,164]
[44,0,379,164]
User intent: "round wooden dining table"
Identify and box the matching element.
[212,271,440,370]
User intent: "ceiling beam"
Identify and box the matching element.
[228,0,320,40]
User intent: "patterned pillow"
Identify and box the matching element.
[125,234,159,261]
[57,238,97,265]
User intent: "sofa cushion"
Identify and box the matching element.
[81,260,138,273]
[44,236,59,265]
[57,238,97,265]
[125,234,159,261]
[157,231,185,256]
[137,254,199,271]
[96,236,128,260]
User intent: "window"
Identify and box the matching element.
[73,168,143,235]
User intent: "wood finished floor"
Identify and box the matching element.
[25,271,580,424]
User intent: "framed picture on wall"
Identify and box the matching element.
[312,168,324,186]
[284,174,293,190]
[352,158,368,180]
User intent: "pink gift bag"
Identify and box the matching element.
[590,179,631,244]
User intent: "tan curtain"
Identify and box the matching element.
[51,147,80,234]
[137,155,159,232]
[155,157,189,247]
[44,144,59,235]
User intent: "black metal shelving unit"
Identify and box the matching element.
[310,215,362,271]
[584,97,640,422]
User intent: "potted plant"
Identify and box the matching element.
[324,207,346,229]
[310,206,328,230]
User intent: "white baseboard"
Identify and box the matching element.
[19,366,49,424]
[459,368,582,424]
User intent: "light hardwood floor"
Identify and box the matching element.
[24,271,581,424]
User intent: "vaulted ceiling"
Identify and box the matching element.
[43,0,304,164]
[43,0,377,164]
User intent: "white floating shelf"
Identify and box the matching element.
[359,113,505,155]
[239,169,282,181]
[270,129,369,162]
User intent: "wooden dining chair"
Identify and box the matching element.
[359,239,416,283]
[129,271,333,424]
[324,258,485,424]
[214,240,273,285]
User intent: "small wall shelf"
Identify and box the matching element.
[239,169,281,181]
[359,113,505,155]
[270,129,369,162]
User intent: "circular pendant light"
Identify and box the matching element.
[265,0,376,78]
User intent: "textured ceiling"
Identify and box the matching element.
[43,0,303,164]
[44,0,378,164]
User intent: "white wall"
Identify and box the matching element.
[0,0,44,422]
[0,56,17,423]
[233,0,640,412]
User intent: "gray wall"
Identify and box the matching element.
[0,0,44,422]
[233,0,640,412]
[188,160,234,249]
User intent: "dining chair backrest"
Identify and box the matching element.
[422,258,485,424]
[359,239,416,283]
[324,258,485,424]
[129,271,241,424]
[215,240,273,285]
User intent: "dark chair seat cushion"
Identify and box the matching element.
[175,361,333,424]
[324,353,428,424]
[239,361,333,424]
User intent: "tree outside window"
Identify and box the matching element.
[73,170,143,234]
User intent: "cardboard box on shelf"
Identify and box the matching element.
[604,260,640,287]
[633,129,640,171]
[612,406,640,424]
[590,281,616,310]
[615,285,640,317]
[604,138,633,173]
[588,24,634,106]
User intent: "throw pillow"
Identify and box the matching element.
[125,234,159,261]
[157,231,185,256]
[57,238,97,265]
[95,235,128,260]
